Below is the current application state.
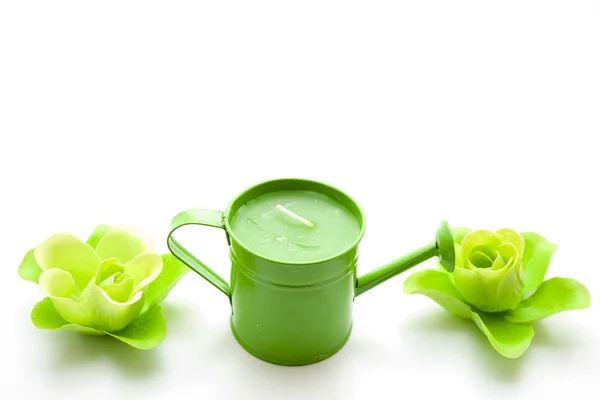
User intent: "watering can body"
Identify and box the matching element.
[167,179,454,365]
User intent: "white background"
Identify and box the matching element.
[1,1,599,399]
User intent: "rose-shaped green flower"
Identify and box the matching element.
[404,228,591,358]
[18,225,189,349]
[452,229,525,312]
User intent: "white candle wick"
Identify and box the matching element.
[275,204,314,228]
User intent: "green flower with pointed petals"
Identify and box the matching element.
[18,225,189,350]
[404,227,591,358]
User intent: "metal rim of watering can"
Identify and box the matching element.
[223,177,368,266]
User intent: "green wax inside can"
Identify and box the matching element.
[230,190,361,263]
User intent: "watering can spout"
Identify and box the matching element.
[355,221,455,297]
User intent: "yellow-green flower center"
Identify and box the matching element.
[468,245,499,269]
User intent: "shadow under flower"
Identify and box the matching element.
[532,319,582,350]
[399,309,528,382]
[47,331,164,379]
[40,300,202,380]
[161,300,203,340]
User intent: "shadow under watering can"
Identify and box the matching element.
[167,178,455,366]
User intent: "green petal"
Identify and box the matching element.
[107,305,167,350]
[521,232,559,292]
[452,227,472,245]
[95,228,149,264]
[34,233,101,290]
[404,269,472,319]
[454,243,463,267]
[80,284,144,332]
[31,298,102,335]
[489,250,507,270]
[60,325,105,335]
[454,263,523,313]
[142,254,190,312]
[124,253,163,293]
[505,277,591,323]
[51,297,93,326]
[31,297,68,329]
[96,258,125,285]
[453,267,487,307]
[101,278,134,302]
[496,243,519,268]
[468,251,494,269]
[86,224,112,249]
[38,269,81,299]
[494,262,524,310]
[461,230,502,268]
[470,310,534,358]
[18,249,43,283]
[114,272,127,283]
[495,228,524,257]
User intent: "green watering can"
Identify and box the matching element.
[167,178,455,366]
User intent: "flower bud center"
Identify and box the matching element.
[469,245,498,269]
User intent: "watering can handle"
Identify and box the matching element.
[167,209,230,298]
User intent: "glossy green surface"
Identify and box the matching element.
[19,226,189,350]
[230,190,360,263]
[404,227,591,359]
[167,178,454,365]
